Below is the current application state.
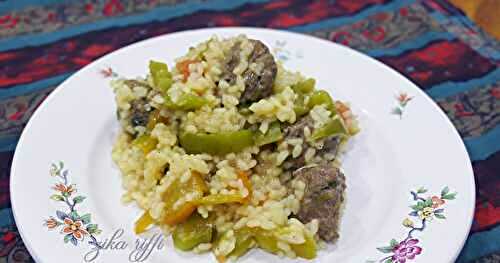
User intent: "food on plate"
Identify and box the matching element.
[110,35,358,261]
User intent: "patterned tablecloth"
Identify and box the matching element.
[0,0,498,262]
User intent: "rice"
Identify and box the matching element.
[111,34,358,261]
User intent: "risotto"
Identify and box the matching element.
[111,35,358,261]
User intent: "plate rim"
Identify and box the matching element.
[10,26,476,262]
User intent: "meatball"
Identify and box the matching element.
[220,42,241,85]
[129,98,151,127]
[283,116,340,170]
[293,164,346,242]
[240,40,277,104]
[220,39,277,104]
[120,80,153,130]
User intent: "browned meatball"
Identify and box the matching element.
[220,40,277,104]
[129,98,151,128]
[293,164,346,242]
[240,40,277,104]
[220,42,241,85]
[283,116,341,170]
[123,80,153,131]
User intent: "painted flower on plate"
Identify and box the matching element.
[372,187,456,262]
[62,218,88,240]
[402,218,414,228]
[44,217,59,229]
[53,183,75,195]
[100,67,117,78]
[49,165,58,177]
[392,239,422,263]
[431,196,445,208]
[417,207,434,221]
[397,93,412,106]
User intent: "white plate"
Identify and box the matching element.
[10,27,474,263]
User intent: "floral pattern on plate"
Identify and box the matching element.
[99,67,118,78]
[391,93,413,119]
[43,162,102,248]
[370,186,457,263]
[272,40,303,62]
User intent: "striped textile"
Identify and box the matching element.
[0,0,498,262]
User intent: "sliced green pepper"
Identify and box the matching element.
[132,134,158,154]
[292,78,315,94]
[149,60,168,74]
[294,94,310,117]
[255,227,317,259]
[193,194,245,205]
[310,116,348,140]
[164,93,207,111]
[156,77,173,93]
[172,213,213,251]
[290,232,317,259]
[254,228,279,254]
[229,228,255,259]
[149,60,172,92]
[254,122,283,146]
[179,130,254,155]
[307,90,335,111]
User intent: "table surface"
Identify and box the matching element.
[0,0,499,262]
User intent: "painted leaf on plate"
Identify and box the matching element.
[56,210,68,220]
[80,213,91,224]
[73,196,86,204]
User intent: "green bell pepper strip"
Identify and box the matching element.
[254,226,317,259]
[228,229,255,259]
[156,77,173,93]
[293,94,310,117]
[179,130,254,155]
[294,89,338,117]
[292,78,316,94]
[164,93,207,111]
[310,116,348,140]
[254,228,279,254]
[193,194,244,205]
[149,60,173,92]
[290,232,317,259]
[307,90,335,111]
[254,122,283,146]
[149,60,168,74]
[172,213,213,251]
[132,134,158,154]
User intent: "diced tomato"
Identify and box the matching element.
[176,59,199,82]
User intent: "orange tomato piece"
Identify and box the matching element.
[176,59,199,82]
